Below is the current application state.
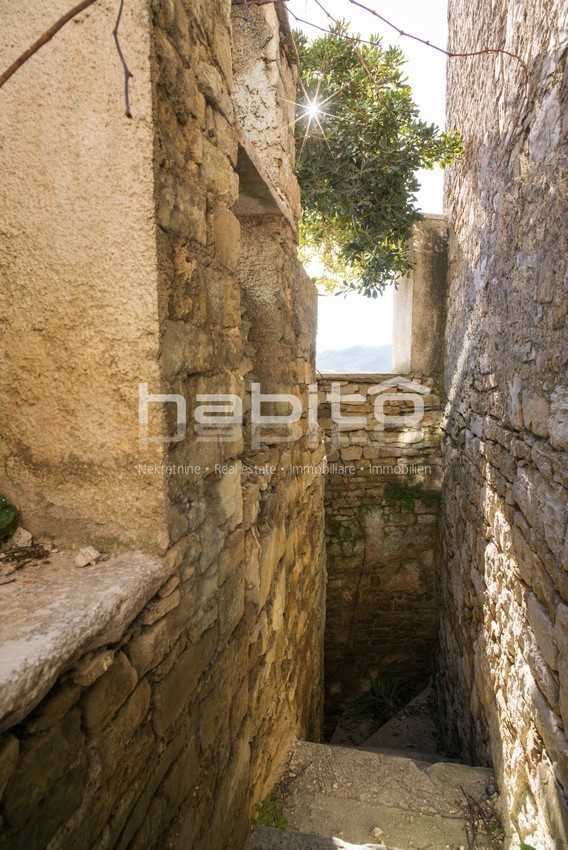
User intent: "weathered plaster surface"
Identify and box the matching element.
[392,215,448,375]
[0,1,169,553]
[393,216,448,376]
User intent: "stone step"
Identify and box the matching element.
[358,687,442,756]
[356,745,459,765]
[248,826,394,850]
[330,687,449,763]
[259,740,503,850]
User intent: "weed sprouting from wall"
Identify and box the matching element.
[0,494,19,541]
[344,674,414,735]
[384,480,441,511]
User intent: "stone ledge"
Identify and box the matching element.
[317,373,436,383]
[0,552,171,732]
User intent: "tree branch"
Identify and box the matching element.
[0,0,98,90]
[287,0,530,171]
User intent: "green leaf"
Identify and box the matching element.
[0,494,19,542]
[251,798,289,831]
[295,25,462,296]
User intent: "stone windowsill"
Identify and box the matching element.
[0,551,172,732]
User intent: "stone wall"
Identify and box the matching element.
[438,0,568,845]
[0,2,326,848]
[318,375,444,729]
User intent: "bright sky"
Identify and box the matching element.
[287,0,448,353]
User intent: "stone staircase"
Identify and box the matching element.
[247,693,504,850]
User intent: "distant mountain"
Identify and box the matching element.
[317,344,392,374]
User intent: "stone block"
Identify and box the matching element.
[219,566,245,642]
[2,710,82,828]
[506,375,524,430]
[165,533,201,571]
[527,593,558,671]
[202,139,239,204]
[151,627,217,737]
[187,602,219,645]
[218,529,245,586]
[271,567,286,633]
[159,735,200,813]
[199,516,226,572]
[215,112,239,165]
[549,386,568,450]
[161,320,216,377]
[259,523,287,609]
[73,650,116,688]
[213,206,241,271]
[80,652,138,734]
[158,574,181,598]
[341,446,363,461]
[522,393,550,437]
[24,682,81,734]
[127,614,182,677]
[242,481,261,529]
[195,61,234,120]
[245,527,262,605]
[168,507,189,544]
[0,735,19,799]
[114,726,187,850]
[198,565,219,611]
[137,590,180,626]
[206,463,243,531]
[4,759,88,850]
[94,680,152,777]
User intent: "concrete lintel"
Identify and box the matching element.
[0,553,172,732]
[233,128,297,232]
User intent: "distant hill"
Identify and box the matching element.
[317,344,392,374]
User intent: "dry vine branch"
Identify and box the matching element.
[113,0,132,117]
[347,0,529,169]
[0,0,133,118]
[0,0,98,89]
[288,0,530,170]
[234,0,291,5]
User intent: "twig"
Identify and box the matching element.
[0,0,134,120]
[112,0,132,118]
[234,0,290,5]
[286,8,378,48]
[288,0,530,170]
[312,0,388,109]
[349,0,529,170]
[0,0,98,90]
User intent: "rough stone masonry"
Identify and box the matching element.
[437,0,568,846]
[0,2,325,849]
[318,372,444,732]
